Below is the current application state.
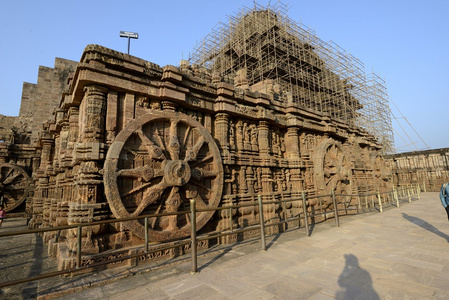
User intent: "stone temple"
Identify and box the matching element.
[0,2,447,269]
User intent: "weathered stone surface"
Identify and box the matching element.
[0,8,413,271]
[387,148,449,192]
[16,43,392,269]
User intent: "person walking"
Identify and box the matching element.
[440,183,449,221]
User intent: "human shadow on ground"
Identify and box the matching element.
[335,254,379,300]
[402,213,449,241]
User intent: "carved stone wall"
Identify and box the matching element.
[20,44,392,269]
[386,148,449,192]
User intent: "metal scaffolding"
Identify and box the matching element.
[189,1,394,153]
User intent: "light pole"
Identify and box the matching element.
[119,31,139,55]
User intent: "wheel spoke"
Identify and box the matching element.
[185,135,205,162]
[165,187,182,231]
[3,168,14,183]
[187,180,210,192]
[131,182,166,216]
[191,193,208,209]
[182,126,192,152]
[189,153,213,167]
[180,200,191,226]
[168,119,180,160]
[5,183,25,191]
[191,168,219,181]
[202,170,219,178]
[136,128,166,160]
[118,166,163,181]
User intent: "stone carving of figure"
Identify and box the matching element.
[239,166,247,194]
[236,121,243,151]
[246,166,254,194]
[285,169,291,191]
[150,100,162,110]
[276,170,285,192]
[272,130,280,156]
[250,124,258,152]
[225,167,238,195]
[228,120,235,150]
[280,137,285,156]
[136,96,149,107]
[243,122,251,151]
[196,112,203,124]
[256,167,262,193]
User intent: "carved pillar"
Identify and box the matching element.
[261,167,273,193]
[58,121,70,167]
[239,166,248,194]
[236,120,244,151]
[33,132,54,229]
[68,85,109,256]
[285,126,301,192]
[81,85,108,142]
[250,124,259,152]
[214,113,229,157]
[243,122,251,151]
[258,121,270,157]
[246,166,255,194]
[106,91,118,143]
[285,127,300,159]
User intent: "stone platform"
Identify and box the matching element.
[1,192,449,299]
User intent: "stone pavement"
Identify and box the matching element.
[2,192,449,299]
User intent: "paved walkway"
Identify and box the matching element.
[2,192,449,299]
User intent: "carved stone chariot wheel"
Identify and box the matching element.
[104,111,223,241]
[314,139,352,196]
[0,163,32,212]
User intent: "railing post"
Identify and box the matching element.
[331,189,340,227]
[407,187,411,203]
[144,217,149,253]
[417,184,421,200]
[77,225,82,268]
[393,186,399,207]
[190,199,198,273]
[377,190,383,213]
[301,191,309,236]
[258,195,266,251]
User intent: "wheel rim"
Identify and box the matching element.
[104,111,223,241]
[314,140,352,195]
[0,163,31,212]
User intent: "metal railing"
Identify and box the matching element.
[0,185,421,288]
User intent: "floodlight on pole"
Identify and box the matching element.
[120,31,139,55]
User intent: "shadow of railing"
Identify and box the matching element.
[0,185,421,289]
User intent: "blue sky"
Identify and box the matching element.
[0,0,448,152]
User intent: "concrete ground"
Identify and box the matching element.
[1,192,449,299]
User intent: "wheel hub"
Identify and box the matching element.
[164,160,191,186]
